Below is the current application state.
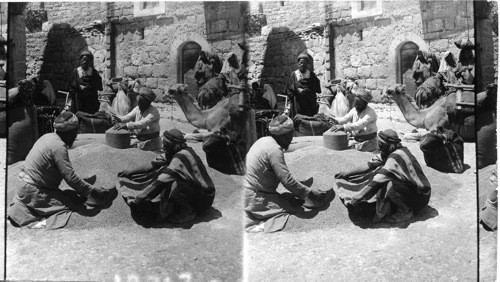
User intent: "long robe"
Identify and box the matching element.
[67,67,103,114]
[285,69,321,117]
[117,147,216,222]
[337,147,431,222]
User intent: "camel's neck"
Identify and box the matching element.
[173,95,207,129]
[391,94,426,128]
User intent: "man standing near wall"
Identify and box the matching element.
[285,51,321,118]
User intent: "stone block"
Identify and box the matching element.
[138,65,153,77]
[364,78,377,89]
[371,64,387,79]
[153,64,169,78]
[357,66,371,78]
[131,53,142,66]
[144,77,158,88]
[343,67,357,78]
[124,65,138,77]
[350,54,361,67]
[157,78,170,90]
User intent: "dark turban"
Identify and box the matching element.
[297,51,310,63]
[80,50,93,59]
[139,87,156,102]
[163,129,186,145]
[378,129,401,145]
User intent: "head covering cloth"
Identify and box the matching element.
[139,87,156,102]
[163,129,186,144]
[79,50,94,60]
[53,111,79,132]
[268,115,294,136]
[353,88,372,102]
[378,129,402,152]
[297,51,310,63]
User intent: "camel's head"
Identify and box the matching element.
[384,84,405,100]
[168,84,189,97]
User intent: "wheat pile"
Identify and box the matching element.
[7,142,243,230]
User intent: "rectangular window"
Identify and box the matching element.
[133,1,166,17]
[351,0,383,19]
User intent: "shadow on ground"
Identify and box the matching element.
[129,203,223,229]
[344,202,440,229]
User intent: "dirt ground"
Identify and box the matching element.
[5,105,242,281]
[245,103,485,281]
[0,138,5,279]
[2,101,496,281]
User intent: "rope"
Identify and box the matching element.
[465,0,470,41]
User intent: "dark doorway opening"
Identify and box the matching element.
[180,41,201,83]
[399,41,419,96]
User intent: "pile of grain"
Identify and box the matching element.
[280,143,461,232]
[7,142,243,230]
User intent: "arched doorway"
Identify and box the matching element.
[180,42,201,100]
[399,41,419,97]
[181,41,201,83]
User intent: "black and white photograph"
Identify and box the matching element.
[0,1,498,281]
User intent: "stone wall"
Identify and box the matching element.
[100,2,245,101]
[28,2,107,29]
[246,0,476,102]
[26,22,106,92]
[23,1,491,103]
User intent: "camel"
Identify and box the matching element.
[197,76,229,110]
[414,73,446,109]
[169,83,257,152]
[169,83,240,132]
[385,84,475,141]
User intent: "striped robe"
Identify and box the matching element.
[118,147,216,220]
[337,147,431,221]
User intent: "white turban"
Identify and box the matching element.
[268,115,294,135]
[53,112,79,132]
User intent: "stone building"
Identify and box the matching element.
[22,1,497,102]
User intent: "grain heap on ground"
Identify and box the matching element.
[7,141,243,230]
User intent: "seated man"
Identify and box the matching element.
[244,115,329,233]
[336,129,431,223]
[113,87,161,152]
[330,88,378,152]
[117,129,216,224]
[7,112,110,229]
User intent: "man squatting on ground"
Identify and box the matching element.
[118,129,216,224]
[330,88,379,152]
[244,115,329,233]
[336,129,432,223]
[7,112,111,229]
[113,87,162,152]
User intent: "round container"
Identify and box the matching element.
[323,130,348,151]
[105,128,131,149]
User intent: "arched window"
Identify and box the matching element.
[398,41,419,96]
[180,42,201,83]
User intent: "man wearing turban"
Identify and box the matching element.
[243,115,329,233]
[285,51,322,118]
[335,129,431,223]
[330,88,378,152]
[66,50,103,114]
[113,87,161,151]
[117,129,216,224]
[7,112,111,229]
